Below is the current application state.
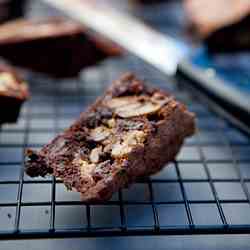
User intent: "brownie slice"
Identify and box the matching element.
[0,17,122,78]
[25,73,195,202]
[0,63,29,124]
[184,0,250,52]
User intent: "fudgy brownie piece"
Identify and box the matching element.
[184,0,250,52]
[0,64,29,124]
[25,73,195,202]
[0,17,122,78]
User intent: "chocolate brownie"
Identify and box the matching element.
[0,64,29,124]
[25,73,195,202]
[184,0,250,52]
[0,17,122,78]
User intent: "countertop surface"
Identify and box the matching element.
[1,235,250,250]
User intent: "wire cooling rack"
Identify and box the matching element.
[0,54,250,239]
[0,0,250,240]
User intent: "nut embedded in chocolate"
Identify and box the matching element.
[89,126,111,142]
[106,95,171,118]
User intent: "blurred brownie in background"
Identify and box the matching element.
[133,0,167,4]
[184,0,250,52]
[0,63,29,124]
[0,0,26,23]
[0,17,123,78]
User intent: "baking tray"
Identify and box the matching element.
[0,0,250,239]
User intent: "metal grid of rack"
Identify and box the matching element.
[0,54,250,239]
[0,0,250,240]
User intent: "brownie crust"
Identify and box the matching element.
[26,73,195,201]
